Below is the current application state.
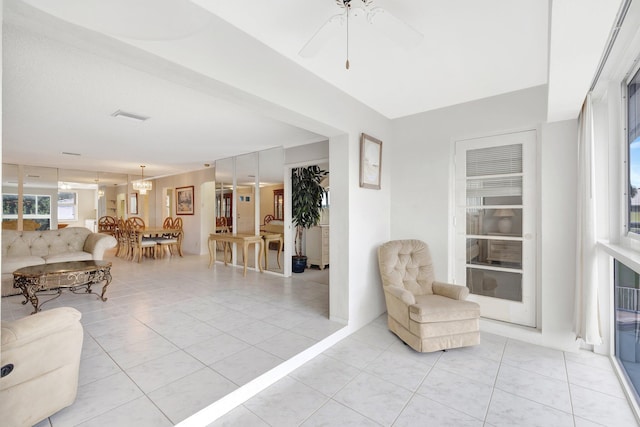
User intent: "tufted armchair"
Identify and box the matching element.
[378,239,480,352]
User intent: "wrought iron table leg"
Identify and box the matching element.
[100,268,112,301]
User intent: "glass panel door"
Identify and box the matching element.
[455,131,537,327]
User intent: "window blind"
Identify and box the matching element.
[466,144,523,198]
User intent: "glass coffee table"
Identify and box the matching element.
[13,260,112,314]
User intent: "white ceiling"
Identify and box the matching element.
[2,0,623,182]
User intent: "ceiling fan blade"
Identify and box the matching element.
[299,13,345,58]
[367,7,423,48]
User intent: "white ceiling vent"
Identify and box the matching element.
[111,110,150,122]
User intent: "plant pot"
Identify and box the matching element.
[292,256,307,273]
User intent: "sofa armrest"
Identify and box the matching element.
[83,233,117,259]
[432,281,469,300]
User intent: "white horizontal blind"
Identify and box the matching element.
[466,144,522,176]
[466,144,523,198]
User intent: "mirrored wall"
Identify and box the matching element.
[214,148,284,274]
[2,163,128,231]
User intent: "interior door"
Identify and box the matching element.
[454,130,537,327]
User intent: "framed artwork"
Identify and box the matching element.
[129,193,138,214]
[176,185,194,215]
[359,133,382,189]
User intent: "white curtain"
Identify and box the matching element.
[574,93,602,345]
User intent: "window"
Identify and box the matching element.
[614,260,640,402]
[58,191,77,221]
[628,66,640,234]
[2,193,51,230]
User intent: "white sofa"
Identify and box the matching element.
[1,227,117,297]
[0,307,84,426]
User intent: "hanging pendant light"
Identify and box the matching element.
[132,165,152,195]
[96,172,104,198]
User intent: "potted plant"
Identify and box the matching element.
[291,165,328,273]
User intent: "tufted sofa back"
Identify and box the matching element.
[2,227,92,258]
[377,239,436,295]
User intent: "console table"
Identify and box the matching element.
[261,232,283,269]
[208,233,264,276]
[13,260,112,314]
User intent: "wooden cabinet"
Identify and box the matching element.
[306,225,329,269]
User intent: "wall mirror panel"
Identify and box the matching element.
[215,158,233,231]
[213,148,285,275]
[235,153,258,269]
[259,148,284,273]
[2,164,129,231]
[214,157,233,265]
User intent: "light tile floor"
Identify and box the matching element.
[214,322,640,427]
[2,250,639,427]
[1,250,339,426]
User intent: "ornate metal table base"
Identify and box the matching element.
[13,261,112,314]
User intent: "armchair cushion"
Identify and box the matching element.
[410,295,481,323]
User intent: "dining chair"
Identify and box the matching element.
[128,226,156,262]
[155,217,177,258]
[173,217,183,229]
[98,216,117,235]
[126,216,145,230]
[162,217,173,229]
[115,218,129,258]
[168,218,184,257]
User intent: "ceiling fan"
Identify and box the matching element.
[299,0,423,69]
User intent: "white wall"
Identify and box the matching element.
[154,167,215,255]
[390,85,581,351]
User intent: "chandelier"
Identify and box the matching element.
[132,165,152,195]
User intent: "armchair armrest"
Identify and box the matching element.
[432,281,469,300]
[384,285,416,305]
[83,233,117,259]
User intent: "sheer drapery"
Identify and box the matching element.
[574,93,602,345]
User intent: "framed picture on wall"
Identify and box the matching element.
[129,193,138,214]
[176,186,194,215]
[359,133,382,189]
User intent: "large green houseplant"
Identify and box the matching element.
[291,165,328,273]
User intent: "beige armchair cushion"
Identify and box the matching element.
[378,239,481,352]
[378,239,436,295]
[410,295,480,323]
